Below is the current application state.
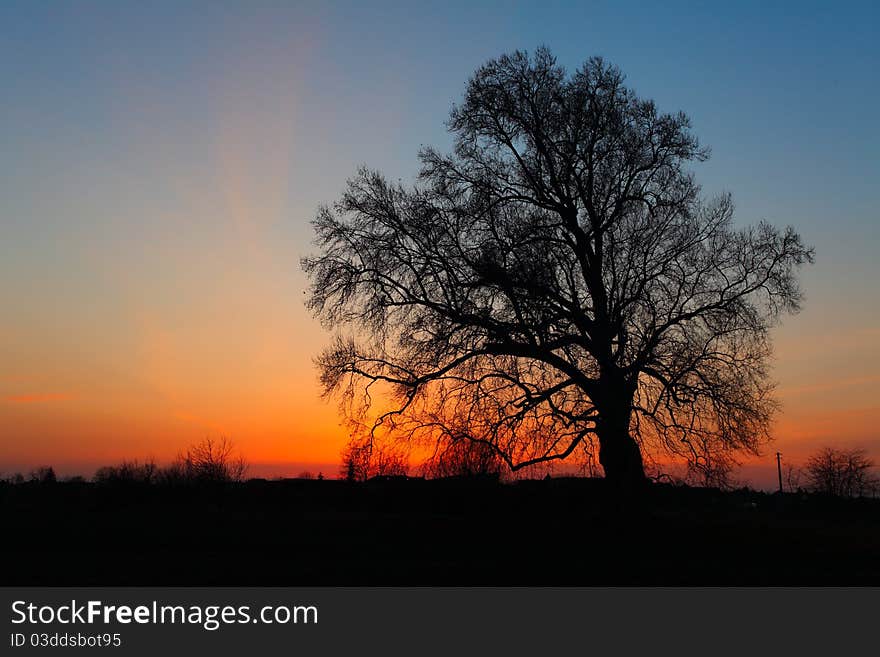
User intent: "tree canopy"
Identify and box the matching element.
[303,47,813,488]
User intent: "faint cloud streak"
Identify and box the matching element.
[4,392,73,404]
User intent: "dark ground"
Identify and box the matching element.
[2,477,879,585]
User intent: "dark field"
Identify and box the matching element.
[3,478,879,585]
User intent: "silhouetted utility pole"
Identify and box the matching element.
[776,452,783,493]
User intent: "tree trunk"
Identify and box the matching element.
[595,376,648,490]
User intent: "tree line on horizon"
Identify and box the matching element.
[2,437,247,486]
[2,438,877,498]
[336,436,878,498]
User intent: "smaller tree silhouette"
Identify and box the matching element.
[340,439,371,482]
[422,439,504,479]
[784,463,802,493]
[370,445,409,478]
[164,437,248,484]
[339,437,408,481]
[29,466,56,484]
[94,459,158,485]
[682,434,740,490]
[804,447,878,498]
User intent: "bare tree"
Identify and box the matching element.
[784,463,802,493]
[94,459,158,485]
[682,432,740,490]
[804,447,878,498]
[304,48,813,490]
[421,439,505,479]
[339,438,371,482]
[29,466,56,484]
[339,437,408,481]
[370,444,409,478]
[164,437,248,484]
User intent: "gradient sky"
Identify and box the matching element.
[1,1,878,485]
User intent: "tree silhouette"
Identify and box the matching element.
[29,466,56,484]
[304,47,813,489]
[340,439,370,482]
[339,437,408,481]
[421,439,504,479]
[94,459,158,485]
[163,437,248,484]
[804,447,878,498]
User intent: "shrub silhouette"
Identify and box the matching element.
[29,466,56,484]
[804,447,879,498]
[167,437,248,484]
[421,440,504,479]
[90,439,248,486]
[339,437,408,481]
[94,460,158,485]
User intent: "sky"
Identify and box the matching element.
[1,1,878,486]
